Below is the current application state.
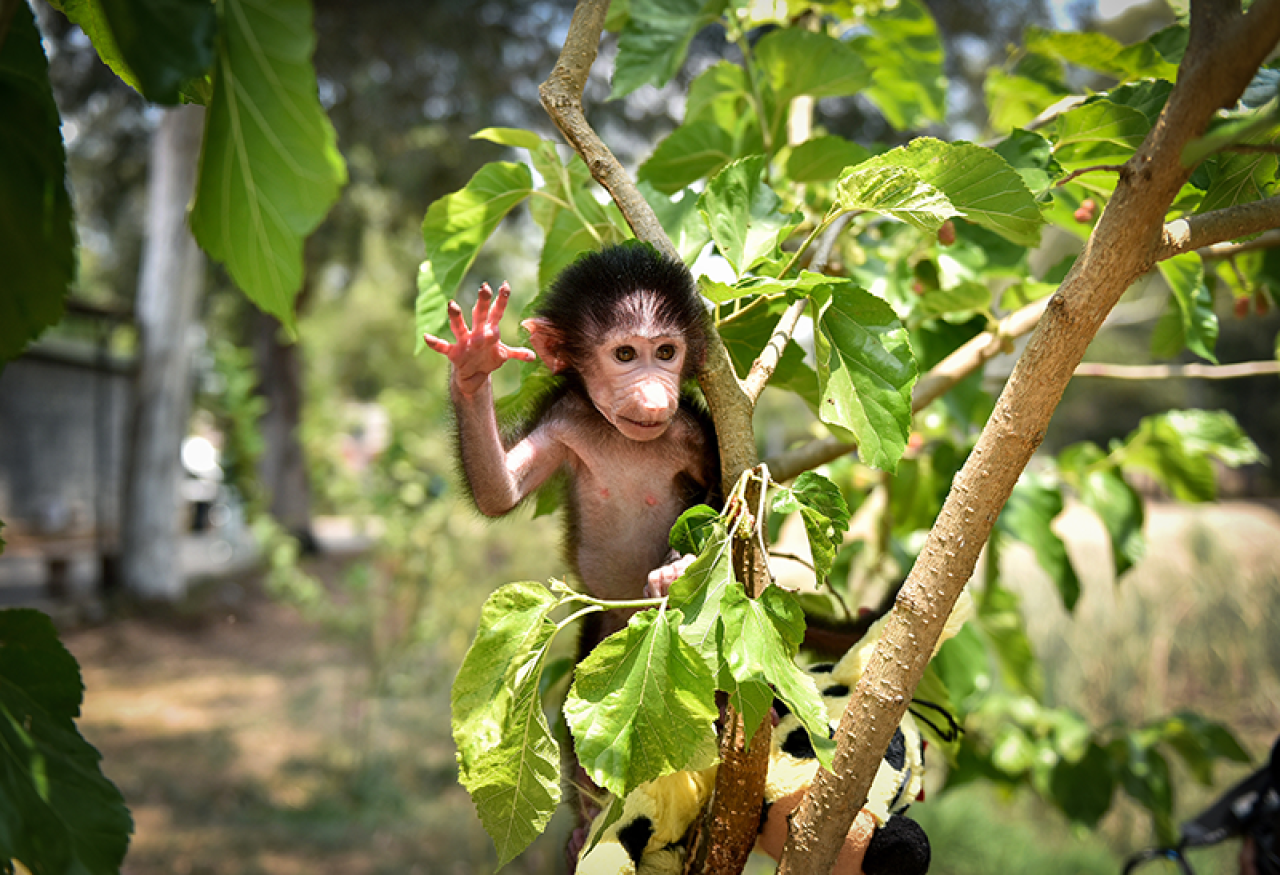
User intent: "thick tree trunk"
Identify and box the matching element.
[120,104,206,600]
[251,308,313,546]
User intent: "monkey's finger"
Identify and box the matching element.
[472,282,494,331]
[502,344,537,363]
[446,300,471,339]
[488,281,514,325]
[422,333,454,355]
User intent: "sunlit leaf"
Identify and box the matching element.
[639,121,739,195]
[414,162,534,341]
[669,523,734,659]
[565,609,719,798]
[190,0,347,332]
[853,0,946,130]
[755,27,870,104]
[1053,99,1150,170]
[698,156,802,275]
[833,162,956,232]
[641,183,712,265]
[772,472,851,586]
[612,0,728,99]
[0,4,73,365]
[811,280,918,472]
[720,585,835,768]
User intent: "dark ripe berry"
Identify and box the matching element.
[912,280,926,296]
[937,220,956,247]
[1235,296,1251,319]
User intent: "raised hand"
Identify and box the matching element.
[423,282,536,397]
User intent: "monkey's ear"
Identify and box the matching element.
[522,318,569,374]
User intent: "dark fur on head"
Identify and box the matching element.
[533,243,708,379]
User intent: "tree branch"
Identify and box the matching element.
[1074,359,1280,379]
[1198,227,1280,259]
[540,5,767,873]
[777,1,1280,870]
[1155,195,1280,261]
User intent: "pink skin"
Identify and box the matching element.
[422,282,537,397]
[424,283,705,601]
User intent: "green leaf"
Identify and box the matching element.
[715,294,820,408]
[720,585,836,769]
[754,28,871,104]
[811,281,918,472]
[669,523,735,660]
[612,0,727,99]
[473,127,544,150]
[881,138,1043,246]
[1118,409,1263,504]
[1120,736,1175,844]
[998,474,1080,611]
[669,505,721,556]
[641,183,712,265]
[96,0,216,104]
[1053,99,1151,171]
[854,0,946,130]
[639,121,739,195]
[772,472,851,586]
[985,61,1070,133]
[833,162,956,233]
[698,156,801,275]
[1146,712,1250,786]
[1162,408,1265,468]
[993,128,1063,197]
[1023,27,1128,78]
[783,135,870,184]
[1156,253,1218,363]
[189,0,347,332]
[0,609,133,875]
[977,582,1044,698]
[565,608,719,798]
[46,0,142,92]
[1079,468,1145,578]
[927,624,990,716]
[0,4,74,365]
[451,582,560,786]
[414,162,534,340]
[1048,742,1116,827]
[1197,150,1278,214]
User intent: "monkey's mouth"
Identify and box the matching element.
[620,416,669,431]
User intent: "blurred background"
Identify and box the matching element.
[1,0,1278,873]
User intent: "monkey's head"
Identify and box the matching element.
[523,244,709,442]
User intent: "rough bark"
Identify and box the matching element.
[121,104,207,600]
[778,3,1280,872]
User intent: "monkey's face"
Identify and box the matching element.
[584,333,687,442]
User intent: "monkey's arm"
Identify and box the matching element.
[452,380,567,516]
[426,282,564,515]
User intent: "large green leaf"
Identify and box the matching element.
[811,281,918,472]
[977,582,1044,699]
[639,120,740,195]
[46,0,142,92]
[719,585,835,768]
[1048,741,1115,827]
[95,0,216,103]
[880,138,1043,246]
[0,5,74,366]
[189,0,347,332]
[1078,467,1145,578]
[754,27,871,105]
[612,0,728,99]
[998,474,1081,611]
[985,56,1070,133]
[783,135,871,184]
[0,609,133,875]
[668,523,735,660]
[565,608,719,798]
[833,162,956,233]
[450,583,562,867]
[698,156,801,276]
[1053,99,1151,171]
[852,0,946,130]
[414,162,534,341]
[715,294,819,408]
[1119,410,1263,503]
[1197,150,1278,214]
[1156,253,1218,363]
[641,183,712,265]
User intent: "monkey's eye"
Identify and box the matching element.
[656,344,677,361]
[614,346,637,363]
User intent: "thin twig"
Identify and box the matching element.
[1074,360,1280,379]
[1056,164,1127,187]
